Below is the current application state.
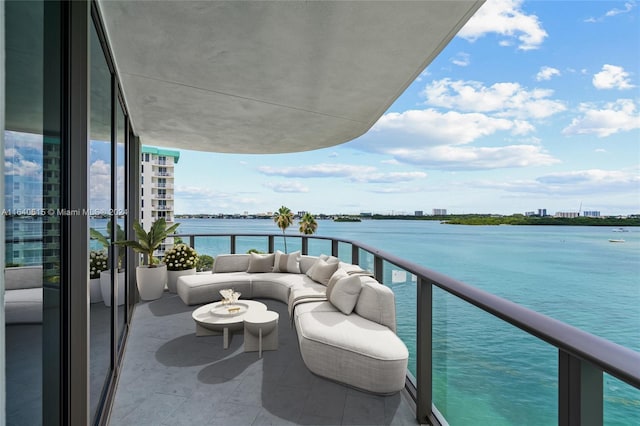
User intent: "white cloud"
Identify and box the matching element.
[592,64,635,90]
[586,1,636,22]
[595,148,607,153]
[381,159,401,165]
[4,159,41,177]
[422,78,566,119]
[89,160,111,210]
[263,181,309,193]
[536,66,561,81]
[174,185,260,213]
[562,99,640,137]
[373,108,533,146]
[605,2,636,17]
[474,169,639,196]
[458,0,548,50]
[328,152,339,158]
[389,144,559,170]
[257,163,375,178]
[451,52,471,67]
[351,171,427,184]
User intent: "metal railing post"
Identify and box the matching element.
[559,350,603,426]
[189,235,195,248]
[301,237,308,255]
[374,255,383,283]
[268,235,274,253]
[351,245,359,266]
[331,239,339,257]
[230,235,236,254]
[416,277,434,424]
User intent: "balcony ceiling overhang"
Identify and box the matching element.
[98,0,484,154]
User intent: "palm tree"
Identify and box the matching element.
[299,212,318,235]
[273,206,294,253]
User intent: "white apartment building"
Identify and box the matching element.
[140,146,180,257]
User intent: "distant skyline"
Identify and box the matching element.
[153,1,638,216]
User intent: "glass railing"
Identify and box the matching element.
[173,232,640,425]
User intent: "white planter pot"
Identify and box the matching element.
[100,270,126,307]
[167,268,196,293]
[89,278,102,303]
[136,265,167,301]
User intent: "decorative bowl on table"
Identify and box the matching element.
[219,288,234,304]
[210,301,249,317]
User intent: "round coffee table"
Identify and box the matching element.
[244,310,279,358]
[192,300,267,349]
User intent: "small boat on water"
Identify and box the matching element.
[609,239,625,243]
[612,228,629,232]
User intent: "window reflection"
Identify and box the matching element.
[88,21,113,423]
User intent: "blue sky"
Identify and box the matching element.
[170,0,639,216]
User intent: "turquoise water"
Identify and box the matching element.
[109,218,640,424]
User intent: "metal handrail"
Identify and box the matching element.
[173,232,640,424]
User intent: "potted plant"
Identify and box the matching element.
[196,254,214,274]
[89,250,108,303]
[165,244,198,293]
[91,224,127,306]
[115,218,180,300]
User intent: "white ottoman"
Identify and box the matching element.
[244,310,279,357]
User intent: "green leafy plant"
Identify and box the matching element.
[246,248,265,254]
[89,250,109,279]
[299,212,318,235]
[164,244,198,271]
[90,222,126,269]
[115,218,180,267]
[273,206,294,253]
[196,254,214,272]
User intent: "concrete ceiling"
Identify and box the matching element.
[98,0,484,154]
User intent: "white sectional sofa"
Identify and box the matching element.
[177,252,409,394]
[4,266,43,324]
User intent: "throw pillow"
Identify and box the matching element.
[309,258,340,286]
[305,254,338,279]
[329,275,363,315]
[326,268,348,300]
[272,250,301,273]
[246,252,275,273]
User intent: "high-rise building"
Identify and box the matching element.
[414,210,424,216]
[538,209,547,217]
[140,146,180,257]
[432,208,447,216]
[583,211,601,217]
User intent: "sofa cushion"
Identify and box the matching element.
[246,252,275,273]
[355,278,398,332]
[308,258,340,286]
[5,287,43,323]
[328,275,362,314]
[305,254,338,279]
[326,268,348,300]
[272,250,301,273]
[176,272,253,305]
[299,255,318,275]
[4,266,43,290]
[213,254,250,273]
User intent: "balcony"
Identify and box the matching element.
[111,232,637,425]
[152,182,174,189]
[156,171,173,177]
[152,194,174,200]
[153,205,173,211]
